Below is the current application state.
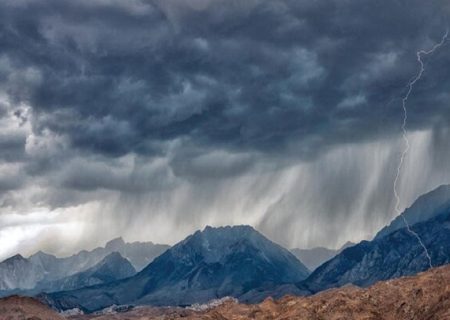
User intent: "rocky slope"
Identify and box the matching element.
[301,205,450,293]
[66,264,450,320]
[42,225,310,312]
[375,184,450,239]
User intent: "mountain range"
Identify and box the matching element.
[300,184,450,293]
[34,252,136,293]
[0,238,169,292]
[41,225,310,312]
[0,252,137,298]
[301,207,450,293]
[0,254,45,291]
[1,184,450,314]
[40,184,450,312]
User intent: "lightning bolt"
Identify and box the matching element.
[393,29,448,269]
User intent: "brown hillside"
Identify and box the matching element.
[73,264,450,320]
[0,295,65,320]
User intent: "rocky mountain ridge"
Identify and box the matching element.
[0,237,169,291]
[42,225,310,312]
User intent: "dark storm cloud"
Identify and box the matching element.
[0,0,449,161]
[0,171,24,192]
[2,0,450,260]
[0,133,26,162]
[57,156,175,193]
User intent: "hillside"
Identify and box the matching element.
[301,200,450,292]
[66,264,450,320]
[0,295,65,320]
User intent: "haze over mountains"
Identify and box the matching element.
[290,242,355,271]
[34,252,136,293]
[38,184,450,313]
[0,184,449,315]
[42,226,310,312]
[0,1,448,318]
[0,238,169,292]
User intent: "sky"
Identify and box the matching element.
[0,0,450,260]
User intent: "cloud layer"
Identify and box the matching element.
[0,0,449,259]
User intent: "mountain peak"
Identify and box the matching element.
[340,242,355,250]
[100,252,127,265]
[43,225,310,310]
[90,251,136,276]
[199,225,262,239]
[3,254,26,263]
[105,237,126,250]
[29,251,54,259]
[186,225,272,256]
[202,224,254,232]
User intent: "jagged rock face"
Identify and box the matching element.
[35,252,136,293]
[43,225,310,312]
[301,206,450,293]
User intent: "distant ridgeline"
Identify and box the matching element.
[0,237,169,295]
[0,185,449,313]
[41,225,310,312]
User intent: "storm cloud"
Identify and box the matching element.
[0,0,449,259]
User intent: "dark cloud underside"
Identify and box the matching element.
[0,0,449,159]
[0,0,449,259]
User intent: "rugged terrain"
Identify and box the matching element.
[301,203,450,292]
[195,265,450,320]
[43,226,309,312]
[4,264,447,320]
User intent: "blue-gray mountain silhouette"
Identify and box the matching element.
[41,225,309,312]
[300,185,450,293]
[35,252,136,293]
